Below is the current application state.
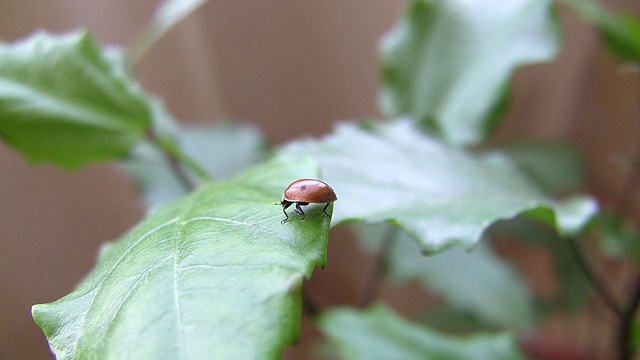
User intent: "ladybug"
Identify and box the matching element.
[278,179,337,223]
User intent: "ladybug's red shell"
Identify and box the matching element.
[282,179,337,204]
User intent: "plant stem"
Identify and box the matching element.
[125,0,211,67]
[614,74,640,360]
[359,225,398,307]
[146,129,212,191]
[566,238,625,318]
[165,146,199,192]
[617,275,640,360]
[302,288,320,317]
[615,84,640,216]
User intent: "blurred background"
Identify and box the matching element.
[1,0,639,358]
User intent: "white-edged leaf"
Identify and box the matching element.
[281,120,597,253]
[379,0,561,145]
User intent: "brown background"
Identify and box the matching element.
[1,0,639,359]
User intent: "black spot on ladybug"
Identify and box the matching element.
[301,185,307,191]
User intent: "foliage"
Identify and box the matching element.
[0,0,638,358]
[318,305,526,360]
[32,157,329,359]
[566,0,640,64]
[355,222,534,329]
[0,32,151,169]
[122,121,266,208]
[280,120,596,253]
[378,0,560,145]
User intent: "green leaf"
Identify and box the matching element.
[596,212,640,264]
[389,232,533,329]
[122,121,267,208]
[566,0,640,64]
[632,321,640,353]
[354,223,533,329]
[32,156,330,359]
[379,0,561,145]
[127,0,211,63]
[0,31,151,169]
[414,307,497,334]
[503,139,587,196]
[318,305,527,360]
[281,120,597,253]
[181,122,268,179]
[491,215,591,309]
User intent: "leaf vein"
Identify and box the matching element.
[172,197,195,359]
[74,218,178,355]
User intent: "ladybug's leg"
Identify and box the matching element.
[295,202,308,220]
[322,202,331,217]
[281,200,292,224]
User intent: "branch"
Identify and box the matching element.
[615,71,640,360]
[302,287,321,317]
[566,238,625,318]
[164,145,198,192]
[125,0,211,66]
[359,225,398,307]
[617,275,640,360]
[146,129,212,192]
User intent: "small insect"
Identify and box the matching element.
[278,179,337,224]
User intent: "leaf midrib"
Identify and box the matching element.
[171,195,195,359]
[0,78,145,132]
[73,219,179,357]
